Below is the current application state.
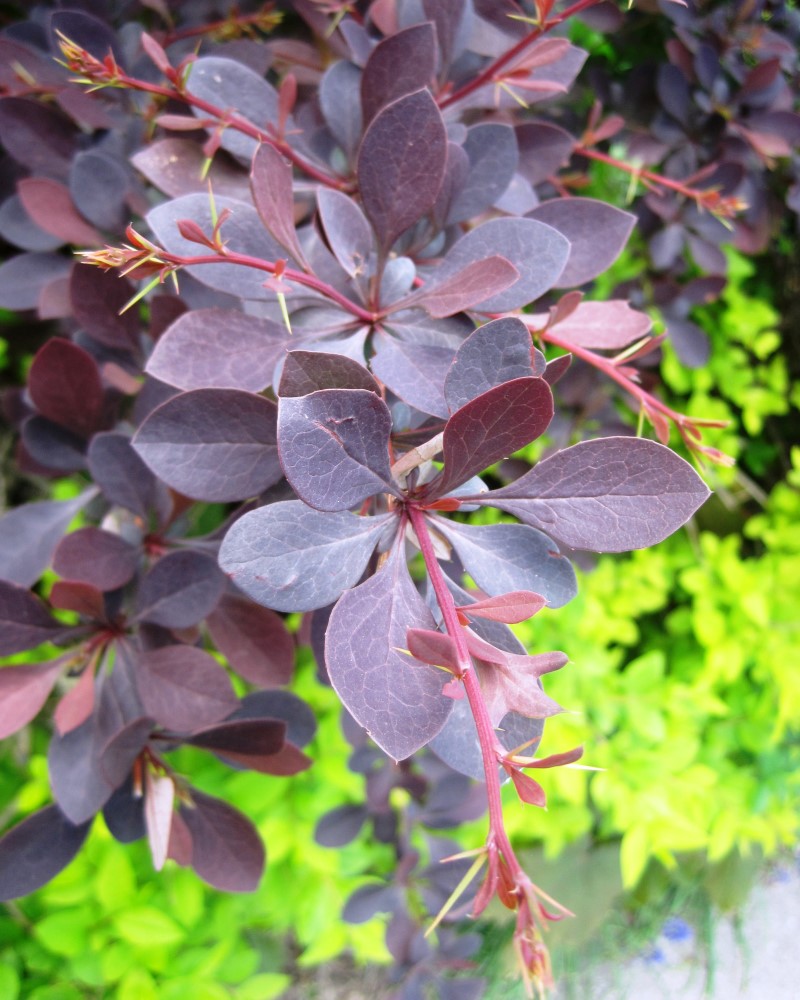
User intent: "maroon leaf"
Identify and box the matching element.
[326,546,453,761]
[184,718,286,758]
[0,806,92,901]
[508,768,546,807]
[17,177,101,246]
[134,550,225,628]
[456,591,546,625]
[28,339,106,438]
[0,658,64,739]
[49,581,106,620]
[543,300,653,350]
[180,790,265,892]
[69,264,139,351]
[206,594,295,688]
[357,89,447,253]
[136,646,238,733]
[401,256,519,318]
[250,143,307,266]
[361,23,437,123]
[465,631,566,726]
[53,527,139,592]
[432,377,554,498]
[406,628,460,672]
[53,664,96,736]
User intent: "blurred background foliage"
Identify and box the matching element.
[2,4,799,999]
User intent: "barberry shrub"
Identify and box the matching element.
[4,0,781,994]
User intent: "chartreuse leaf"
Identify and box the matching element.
[235,974,293,1000]
[0,965,20,1000]
[113,906,185,947]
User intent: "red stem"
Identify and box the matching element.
[438,0,604,110]
[575,144,713,204]
[407,506,519,864]
[115,72,349,191]
[161,248,378,323]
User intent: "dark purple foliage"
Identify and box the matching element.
[0,1,733,992]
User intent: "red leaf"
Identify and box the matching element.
[0,658,64,739]
[508,768,547,807]
[53,662,96,736]
[457,590,545,625]
[406,627,460,672]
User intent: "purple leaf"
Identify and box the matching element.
[130,138,251,200]
[206,594,295,687]
[447,123,519,224]
[543,300,653,350]
[370,331,454,418]
[0,806,92,901]
[444,317,535,412]
[480,437,711,551]
[278,389,399,511]
[137,645,239,732]
[326,546,453,761]
[28,337,105,437]
[98,718,155,789]
[180,790,265,892]
[69,149,130,232]
[185,56,280,163]
[432,519,577,608]
[146,308,288,393]
[516,122,575,185]
[279,350,380,398]
[0,658,64,738]
[357,89,447,253]
[314,803,368,848]
[50,581,105,620]
[0,489,96,588]
[406,628,460,672]
[250,143,307,266]
[319,60,363,160]
[219,500,393,612]
[102,778,146,844]
[433,217,570,311]
[343,882,400,923]
[316,189,374,279]
[88,433,169,522]
[133,389,282,503]
[0,193,62,252]
[0,97,76,176]
[432,377,553,498]
[52,527,139,592]
[0,252,73,311]
[401,256,519,318]
[529,198,635,288]
[48,717,115,824]
[360,23,437,124]
[134,550,225,628]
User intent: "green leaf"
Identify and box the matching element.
[113,907,185,947]
[620,825,650,888]
[235,974,292,1000]
[0,964,20,1000]
[116,968,159,1000]
[33,910,92,957]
